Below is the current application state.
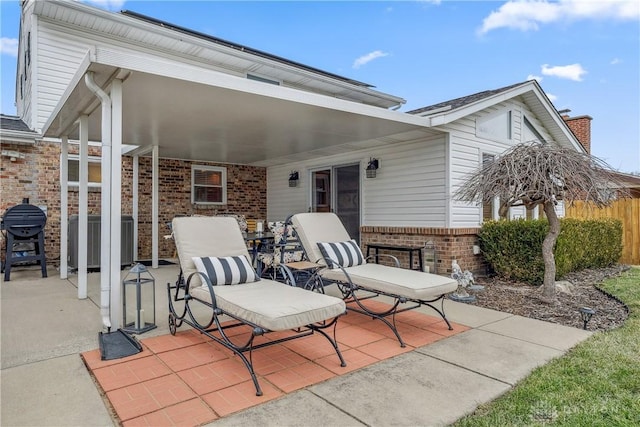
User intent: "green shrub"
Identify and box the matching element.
[479,217,622,284]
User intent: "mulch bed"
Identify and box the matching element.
[466,266,630,332]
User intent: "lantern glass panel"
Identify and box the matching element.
[122,264,157,334]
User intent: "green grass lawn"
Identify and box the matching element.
[454,267,640,427]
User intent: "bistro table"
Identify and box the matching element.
[285,260,324,291]
[243,231,274,266]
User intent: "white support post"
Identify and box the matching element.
[110,79,123,329]
[152,145,159,269]
[78,116,89,299]
[60,136,69,280]
[132,156,139,262]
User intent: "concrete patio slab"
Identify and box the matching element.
[204,389,366,427]
[1,265,596,427]
[416,328,564,385]
[308,351,511,427]
[441,300,513,328]
[1,273,103,369]
[1,354,114,426]
[478,314,592,351]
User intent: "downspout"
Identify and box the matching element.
[390,100,406,111]
[84,71,112,330]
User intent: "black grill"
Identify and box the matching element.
[1,200,47,281]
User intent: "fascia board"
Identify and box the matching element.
[528,84,586,153]
[427,85,533,126]
[41,49,94,137]
[426,81,585,153]
[0,130,41,145]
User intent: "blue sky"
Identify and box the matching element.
[1,0,639,173]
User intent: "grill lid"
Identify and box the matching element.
[2,202,47,237]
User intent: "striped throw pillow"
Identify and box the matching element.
[192,256,260,285]
[317,240,366,269]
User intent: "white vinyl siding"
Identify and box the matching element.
[267,136,447,227]
[35,24,94,130]
[446,98,556,228]
[28,11,398,130]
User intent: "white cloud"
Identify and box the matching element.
[527,74,543,82]
[610,58,621,65]
[479,0,640,35]
[1,38,19,57]
[546,92,558,102]
[541,63,587,81]
[352,50,389,69]
[81,0,126,12]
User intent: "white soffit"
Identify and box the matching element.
[43,52,438,166]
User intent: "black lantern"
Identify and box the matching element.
[288,171,299,187]
[579,307,595,330]
[122,263,157,334]
[366,158,379,178]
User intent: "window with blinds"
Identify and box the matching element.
[191,165,226,204]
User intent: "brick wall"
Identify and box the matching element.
[562,115,592,154]
[1,141,267,266]
[360,226,487,277]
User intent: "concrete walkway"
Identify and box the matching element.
[1,264,592,426]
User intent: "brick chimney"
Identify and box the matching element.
[561,112,593,154]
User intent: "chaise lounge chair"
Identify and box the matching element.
[290,212,458,347]
[167,216,346,396]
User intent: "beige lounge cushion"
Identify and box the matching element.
[191,280,346,331]
[172,215,346,330]
[173,216,253,289]
[291,212,457,301]
[291,213,351,266]
[321,263,458,301]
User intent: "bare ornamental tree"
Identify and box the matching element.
[454,142,627,302]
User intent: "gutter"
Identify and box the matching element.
[84,71,113,331]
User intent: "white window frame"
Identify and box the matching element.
[66,154,102,187]
[191,165,227,205]
[480,151,501,221]
[475,109,513,143]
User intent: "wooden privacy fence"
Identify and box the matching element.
[565,199,640,265]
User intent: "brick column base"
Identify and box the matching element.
[360,226,487,276]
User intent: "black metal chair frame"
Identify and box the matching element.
[256,218,306,283]
[306,256,452,347]
[167,269,346,396]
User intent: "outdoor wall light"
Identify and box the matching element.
[366,158,379,178]
[579,307,595,330]
[288,171,299,187]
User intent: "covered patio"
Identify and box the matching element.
[0,266,593,426]
[43,49,443,331]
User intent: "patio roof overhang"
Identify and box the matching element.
[43,50,440,167]
[43,49,442,330]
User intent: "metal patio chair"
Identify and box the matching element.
[167,216,346,396]
[290,212,458,347]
